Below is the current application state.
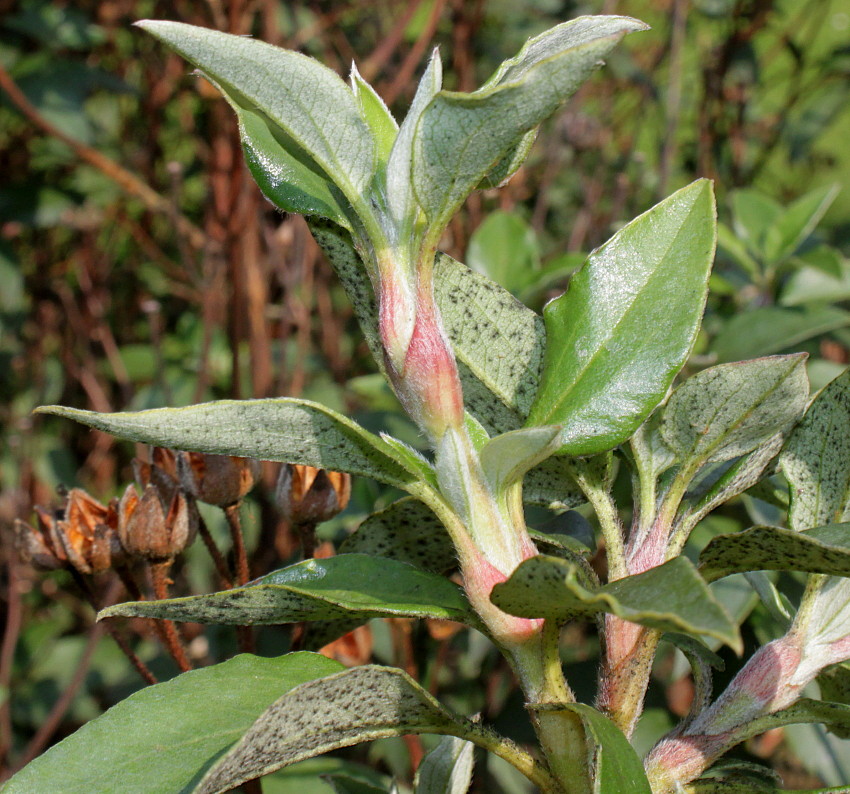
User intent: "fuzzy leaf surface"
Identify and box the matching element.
[194,666,478,793]
[699,525,850,583]
[1,653,344,794]
[99,555,473,625]
[413,16,646,233]
[415,736,475,794]
[528,180,716,455]
[660,354,808,473]
[780,369,850,531]
[491,555,740,651]
[36,401,415,489]
[137,21,374,202]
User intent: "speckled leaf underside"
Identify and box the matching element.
[99,554,473,626]
[491,554,741,652]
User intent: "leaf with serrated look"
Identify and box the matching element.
[36,401,418,490]
[491,555,741,652]
[193,666,541,794]
[98,554,473,626]
[528,180,716,455]
[1,653,344,794]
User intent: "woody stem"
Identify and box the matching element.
[149,561,192,672]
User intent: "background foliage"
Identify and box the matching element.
[2,0,850,790]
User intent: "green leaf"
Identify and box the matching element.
[478,129,537,190]
[339,498,456,575]
[523,457,585,510]
[193,666,483,794]
[491,555,741,652]
[412,16,646,236]
[727,698,850,746]
[699,525,850,583]
[1,653,344,794]
[99,554,473,625]
[350,64,397,171]
[781,255,850,307]
[763,184,840,265]
[660,354,808,475]
[781,368,850,530]
[35,400,415,489]
[480,426,561,496]
[528,180,716,455]
[136,21,375,205]
[716,221,760,277]
[415,736,475,794]
[712,306,850,363]
[466,210,540,294]
[556,703,652,794]
[729,189,781,256]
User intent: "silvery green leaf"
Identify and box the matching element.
[412,16,646,235]
[480,425,561,495]
[350,63,397,172]
[780,368,850,531]
[661,354,809,475]
[415,736,475,794]
[137,21,375,205]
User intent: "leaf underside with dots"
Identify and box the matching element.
[98,554,473,625]
[339,498,457,575]
[724,698,850,747]
[193,666,477,794]
[817,662,850,739]
[661,354,809,473]
[780,368,850,531]
[491,554,741,652]
[523,456,585,510]
[698,524,850,583]
[35,400,413,489]
[1,653,345,794]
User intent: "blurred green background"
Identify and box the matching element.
[2,0,850,790]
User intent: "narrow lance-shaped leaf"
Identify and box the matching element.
[137,21,375,205]
[528,180,716,455]
[413,16,647,235]
[350,63,397,172]
[699,524,850,583]
[1,653,345,794]
[660,354,809,477]
[763,183,840,265]
[780,368,850,531]
[415,736,475,794]
[99,555,474,626]
[36,400,416,489]
[194,666,543,794]
[491,555,741,652]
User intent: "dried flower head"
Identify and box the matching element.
[177,452,260,507]
[275,464,351,526]
[117,483,197,562]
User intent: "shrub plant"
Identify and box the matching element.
[7,13,850,794]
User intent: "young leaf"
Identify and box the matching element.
[660,354,808,475]
[194,666,521,794]
[350,63,397,172]
[528,180,716,454]
[99,554,474,626]
[712,305,850,363]
[412,16,647,235]
[780,368,850,531]
[479,425,562,496]
[415,736,475,794]
[724,698,850,747]
[763,183,840,265]
[1,653,345,794]
[558,703,652,794]
[339,498,457,575]
[699,524,850,583]
[137,21,375,207]
[491,555,741,652]
[35,400,416,490]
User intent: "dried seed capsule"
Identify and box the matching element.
[117,483,197,562]
[177,452,260,507]
[275,464,351,526]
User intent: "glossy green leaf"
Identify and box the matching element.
[781,369,850,531]
[211,79,352,226]
[194,667,488,794]
[699,525,850,583]
[528,180,716,455]
[339,498,456,575]
[660,355,808,474]
[99,555,473,625]
[413,16,646,235]
[466,210,540,294]
[491,555,741,651]
[137,21,375,204]
[560,703,652,794]
[1,653,344,794]
[35,400,415,489]
[712,306,850,363]
[415,736,475,794]
[763,183,840,265]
